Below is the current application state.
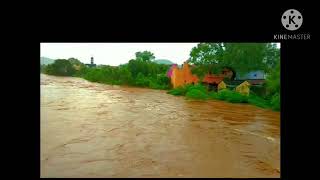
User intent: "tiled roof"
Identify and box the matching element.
[202,74,224,84]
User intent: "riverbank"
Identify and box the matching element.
[76,73,279,112]
[167,84,280,111]
[41,74,280,178]
[41,72,280,111]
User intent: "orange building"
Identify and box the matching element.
[168,62,235,89]
[170,62,199,88]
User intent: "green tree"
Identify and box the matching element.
[68,57,82,65]
[266,59,280,96]
[189,43,280,76]
[263,43,280,71]
[40,64,46,73]
[189,43,224,75]
[44,59,76,76]
[118,65,133,85]
[223,43,268,76]
[135,51,155,62]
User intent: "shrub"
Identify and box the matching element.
[167,84,205,96]
[250,85,267,97]
[216,89,233,100]
[270,93,280,111]
[185,89,209,100]
[135,73,149,87]
[44,59,76,76]
[167,86,188,96]
[214,89,248,103]
[208,91,219,99]
[248,94,270,109]
[225,92,248,103]
[187,83,207,92]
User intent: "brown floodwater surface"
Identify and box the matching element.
[40,74,280,178]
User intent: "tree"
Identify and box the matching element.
[135,51,155,62]
[189,43,224,75]
[44,59,76,76]
[223,43,268,76]
[68,57,82,65]
[189,43,224,65]
[40,64,46,73]
[266,59,280,96]
[263,43,280,71]
[189,43,280,76]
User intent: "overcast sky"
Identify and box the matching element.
[41,43,199,66]
[41,43,280,66]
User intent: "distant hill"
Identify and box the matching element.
[40,57,55,65]
[154,59,174,65]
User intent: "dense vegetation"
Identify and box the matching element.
[43,59,76,76]
[167,83,277,110]
[41,43,280,111]
[189,43,279,78]
[42,52,171,90]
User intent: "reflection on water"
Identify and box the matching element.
[40,74,280,178]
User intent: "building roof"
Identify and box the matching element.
[202,74,224,84]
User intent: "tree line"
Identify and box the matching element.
[41,51,171,90]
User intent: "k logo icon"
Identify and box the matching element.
[281,9,303,31]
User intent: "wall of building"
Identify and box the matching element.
[170,62,199,88]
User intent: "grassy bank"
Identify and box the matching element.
[167,84,280,111]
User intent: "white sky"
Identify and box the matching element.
[40,43,199,66]
[40,43,280,66]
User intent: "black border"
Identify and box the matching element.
[14,5,315,180]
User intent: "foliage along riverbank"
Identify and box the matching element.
[167,83,280,111]
[41,43,280,111]
[41,51,171,90]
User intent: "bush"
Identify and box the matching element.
[44,59,76,76]
[149,80,167,90]
[135,73,149,87]
[83,68,105,83]
[216,89,233,100]
[167,86,188,96]
[187,83,207,92]
[248,94,270,109]
[250,85,267,97]
[225,92,248,103]
[186,89,209,100]
[167,84,205,96]
[270,93,280,111]
[213,89,248,103]
[208,91,219,99]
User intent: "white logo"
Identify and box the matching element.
[281,9,303,31]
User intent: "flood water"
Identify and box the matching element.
[40,74,280,178]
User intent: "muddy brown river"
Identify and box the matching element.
[40,74,280,178]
